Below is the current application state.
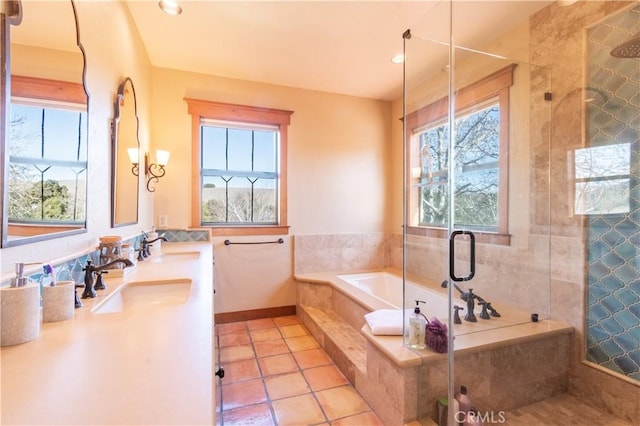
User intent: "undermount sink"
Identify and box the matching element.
[151,251,201,263]
[92,278,192,314]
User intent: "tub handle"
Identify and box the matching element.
[449,230,475,282]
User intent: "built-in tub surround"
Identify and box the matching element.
[295,271,573,425]
[0,241,213,425]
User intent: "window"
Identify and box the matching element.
[186,99,293,235]
[406,64,515,244]
[8,76,87,236]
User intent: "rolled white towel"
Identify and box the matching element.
[364,309,408,336]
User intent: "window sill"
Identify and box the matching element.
[406,226,510,246]
[208,225,290,237]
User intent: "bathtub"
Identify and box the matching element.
[335,270,537,334]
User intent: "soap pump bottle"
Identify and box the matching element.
[408,300,427,349]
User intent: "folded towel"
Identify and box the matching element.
[364,309,408,336]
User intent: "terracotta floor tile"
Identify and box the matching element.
[303,364,349,391]
[279,324,309,338]
[220,344,255,363]
[264,371,310,400]
[293,348,333,369]
[250,327,283,342]
[254,338,290,358]
[218,330,251,347]
[330,411,383,426]
[315,385,370,420]
[273,315,300,327]
[258,353,299,377]
[247,318,276,330]
[224,358,261,383]
[216,322,247,335]
[222,403,275,426]
[222,378,267,411]
[271,394,326,425]
[285,335,320,352]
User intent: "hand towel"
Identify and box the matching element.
[364,309,406,336]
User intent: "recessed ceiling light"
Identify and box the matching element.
[391,54,405,64]
[158,0,182,16]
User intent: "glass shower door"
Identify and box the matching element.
[402,2,552,423]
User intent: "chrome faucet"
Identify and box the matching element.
[81,258,133,298]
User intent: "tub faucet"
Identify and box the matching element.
[81,258,133,298]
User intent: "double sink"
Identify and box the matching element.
[92,251,200,314]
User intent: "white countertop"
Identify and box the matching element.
[1,242,214,425]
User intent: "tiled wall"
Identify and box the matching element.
[293,233,391,274]
[585,4,640,381]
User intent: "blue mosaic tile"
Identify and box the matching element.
[601,339,625,358]
[589,303,611,322]
[587,345,611,364]
[590,302,613,322]
[613,333,640,352]
[629,302,640,320]
[614,287,640,305]
[601,227,625,247]
[600,274,625,292]
[614,356,638,375]
[601,251,626,269]
[613,240,637,261]
[601,295,625,312]
[589,324,611,342]
[601,317,625,335]
[613,264,638,285]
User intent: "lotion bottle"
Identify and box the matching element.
[408,300,426,349]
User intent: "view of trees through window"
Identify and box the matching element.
[416,102,500,231]
[200,124,278,224]
[9,104,87,224]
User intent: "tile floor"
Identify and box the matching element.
[215,315,383,426]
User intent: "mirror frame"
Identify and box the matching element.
[1,0,90,248]
[111,77,140,228]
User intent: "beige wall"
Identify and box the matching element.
[150,67,392,234]
[150,67,392,313]
[1,2,153,278]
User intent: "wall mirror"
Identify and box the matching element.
[111,77,139,227]
[1,0,89,247]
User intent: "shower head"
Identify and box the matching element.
[610,32,640,58]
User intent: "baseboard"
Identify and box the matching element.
[214,305,297,324]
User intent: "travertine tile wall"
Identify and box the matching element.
[293,233,391,274]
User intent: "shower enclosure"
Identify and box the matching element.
[401,1,638,423]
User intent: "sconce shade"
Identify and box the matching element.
[128,148,139,164]
[156,150,170,166]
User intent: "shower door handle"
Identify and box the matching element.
[449,230,475,282]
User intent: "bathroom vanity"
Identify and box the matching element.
[0,242,214,425]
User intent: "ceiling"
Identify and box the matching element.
[11,1,554,101]
[126,1,553,101]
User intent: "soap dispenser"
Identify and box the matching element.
[408,300,427,349]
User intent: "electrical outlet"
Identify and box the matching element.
[158,215,168,228]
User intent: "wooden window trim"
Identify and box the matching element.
[405,64,516,246]
[12,75,86,104]
[185,98,293,236]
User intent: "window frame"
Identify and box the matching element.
[405,64,515,245]
[186,98,293,236]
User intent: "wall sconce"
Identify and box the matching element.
[146,150,170,192]
[128,149,170,192]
